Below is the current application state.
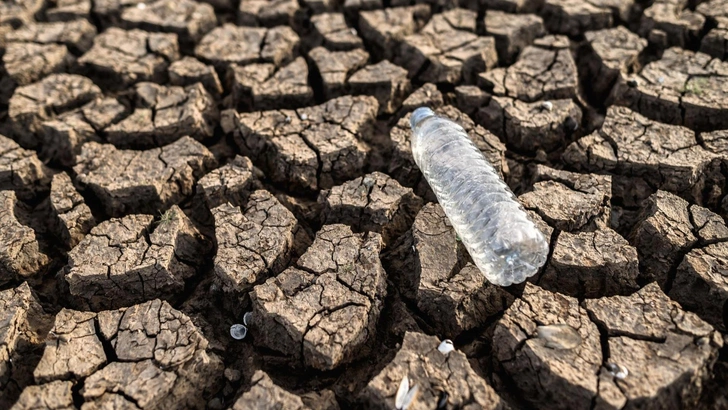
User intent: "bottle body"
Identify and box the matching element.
[410,107,549,286]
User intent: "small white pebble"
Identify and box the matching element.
[606,363,628,379]
[136,2,146,8]
[350,28,357,35]
[657,76,665,84]
[300,113,308,121]
[437,339,455,354]
[540,101,553,111]
[230,324,247,340]
[243,311,253,326]
[537,324,581,350]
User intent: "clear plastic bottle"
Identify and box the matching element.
[410,107,549,286]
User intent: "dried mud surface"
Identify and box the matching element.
[1,0,728,409]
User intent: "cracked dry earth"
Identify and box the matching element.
[2,0,728,409]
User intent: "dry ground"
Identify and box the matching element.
[1,0,727,409]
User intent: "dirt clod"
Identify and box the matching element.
[73,136,216,216]
[212,189,307,308]
[105,82,218,148]
[479,35,578,102]
[0,191,51,285]
[250,224,386,370]
[78,28,180,90]
[318,171,422,245]
[361,331,504,409]
[65,205,210,310]
[225,96,377,191]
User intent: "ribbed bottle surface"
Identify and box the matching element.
[410,107,549,286]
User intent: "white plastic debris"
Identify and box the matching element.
[395,376,419,410]
[395,375,410,409]
[438,339,455,355]
[410,107,549,286]
[300,113,308,121]
[536,324,581,350]
[243,311,253,326]
[606,363,629,379]
[136,2,146,9]
[230,324,248,340]
[541,101,553,111]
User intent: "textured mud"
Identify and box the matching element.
[1,0,728,409]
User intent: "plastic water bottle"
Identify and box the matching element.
[410,107,549,286]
